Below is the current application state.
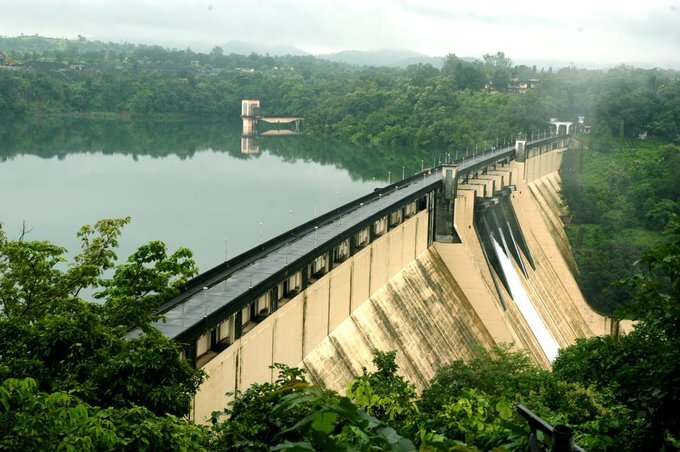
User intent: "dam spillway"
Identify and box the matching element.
[301,155,608,394]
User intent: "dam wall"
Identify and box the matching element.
[192,209,430,422]
[302,148,607,390]
[433,152,607,367]
[190,142,609,422]
[302,247,496,393]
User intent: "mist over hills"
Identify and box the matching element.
[218,41,447,68]
[219,40,310,57]
[315,48,446,68]
[1,35,661,71]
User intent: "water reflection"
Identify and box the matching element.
[0,116,439,182]
[0,116,439,274]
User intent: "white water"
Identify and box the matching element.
[492,237,559,361]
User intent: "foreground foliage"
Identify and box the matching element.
[210,363,415,451]
[1,214,678,450]
[554,215,680,450]
[0,219,208,450]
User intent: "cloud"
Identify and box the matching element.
[0,0,678,68]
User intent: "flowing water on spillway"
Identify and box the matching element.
[491,237,560,361]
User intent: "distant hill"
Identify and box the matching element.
[219,40,309,56]
[0,35,140,56]
[316,48,447,68]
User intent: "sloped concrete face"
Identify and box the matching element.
[304,153,608,393]
[302,248,496,393]
[433,160,607,369]
[190,210,430,423]
[509,166,608,341]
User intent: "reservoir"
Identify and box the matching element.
[0,116,436,272]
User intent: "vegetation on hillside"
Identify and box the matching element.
[561,138,680,313]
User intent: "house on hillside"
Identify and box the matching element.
[508,76,539,94]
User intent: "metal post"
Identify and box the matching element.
[388,171,391,184]
[203,286,208,318]
[402,165,405,180]
[224,239,228,262]
[286,209,292,265]
[552,425,575,452]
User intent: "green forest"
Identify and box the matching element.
[1,36,680,449]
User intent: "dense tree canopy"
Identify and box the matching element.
[0,219,207,449]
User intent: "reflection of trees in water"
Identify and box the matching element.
[0,116,244,161]
[0,116,438,182]
[259,133,438,182]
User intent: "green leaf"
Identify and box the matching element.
[310,411,338,434]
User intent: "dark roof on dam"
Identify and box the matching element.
[134,135,567,343]
[151,167,442,341]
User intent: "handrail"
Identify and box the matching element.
[515,403,585,452]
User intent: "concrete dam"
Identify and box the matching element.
[139,133,610,422]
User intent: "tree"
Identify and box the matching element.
[553,215,680,449]
[420,345,635,450]
[98,240,197,330]
[0,219,204,418]
[0,377,210,450]
[482,51,512,69]
[210,46,224,58]
[441,54,486,91]
[346,350,418,435]
[211,363,414,450]
[483,52,513,93]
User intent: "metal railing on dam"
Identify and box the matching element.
[135,133,571,361]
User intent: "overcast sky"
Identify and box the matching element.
[1,0,679,68]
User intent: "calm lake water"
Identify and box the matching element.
[0,116,436,272]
